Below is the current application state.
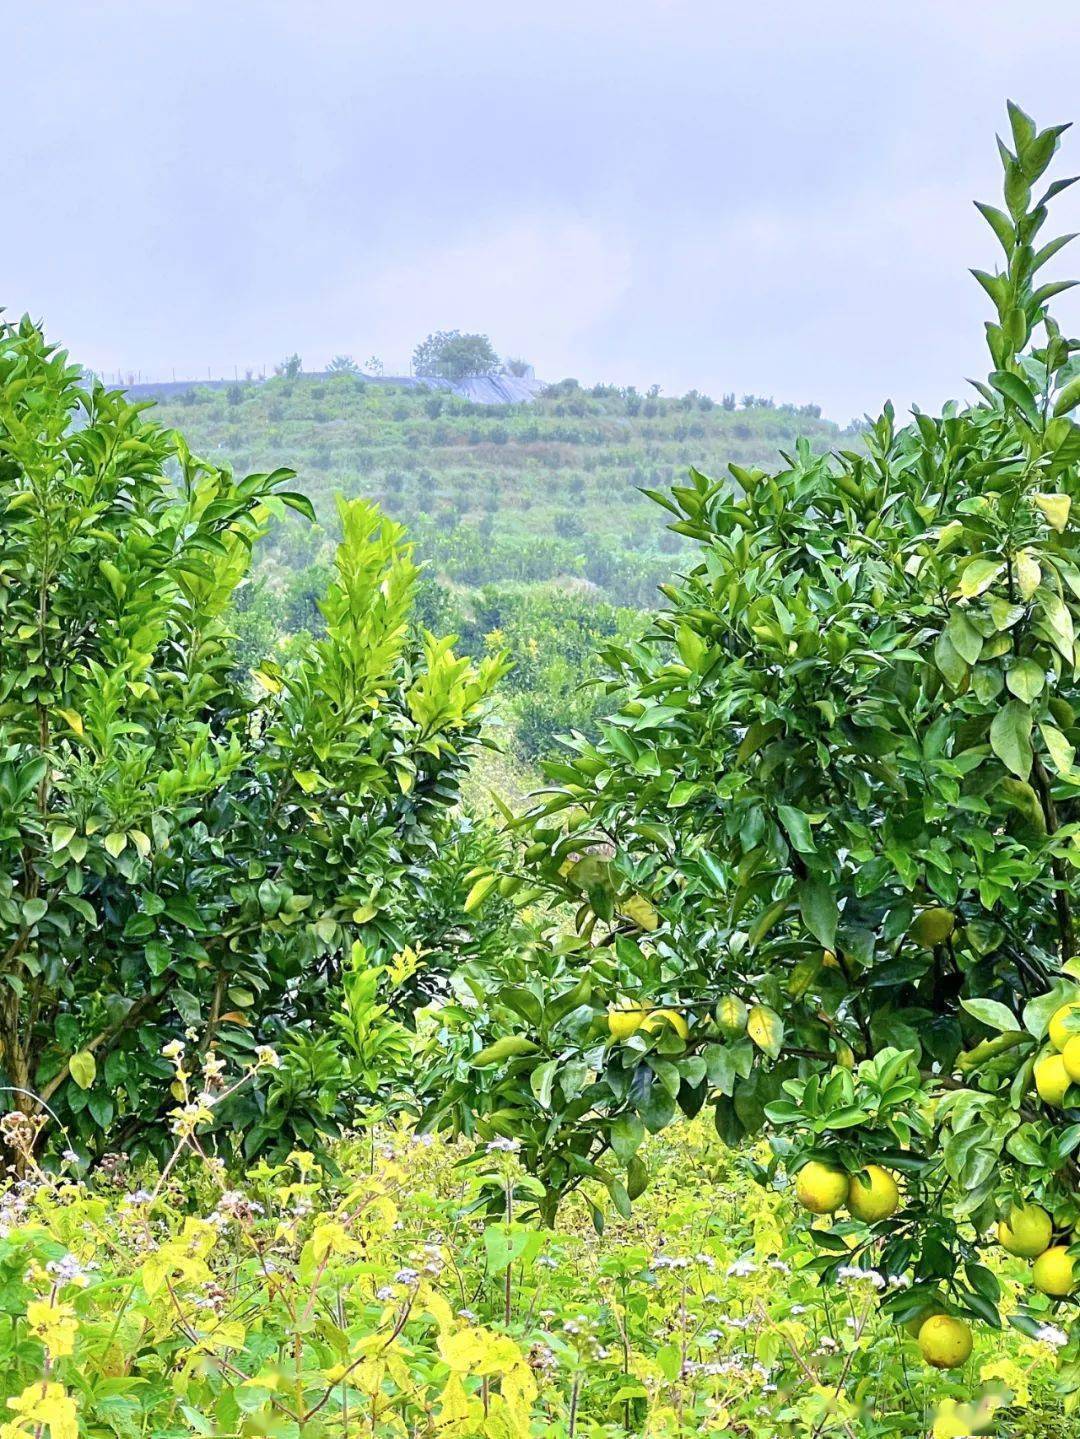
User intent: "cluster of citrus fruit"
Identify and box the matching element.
[606,994,754,1044]
[794,1159,900,1224]
[606,1003,689,1042]
[794,1159,979,1368]
[1034,999,1080,1108]
[992,1001,1080,1302]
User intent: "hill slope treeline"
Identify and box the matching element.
[148,375,848,757]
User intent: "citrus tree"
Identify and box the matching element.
[0,316,508,1164]
[445,105,1080,1384]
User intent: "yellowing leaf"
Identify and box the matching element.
[103,831,128,858]
[1006,657,1045,703]
[55,708,84,737]
[990,700,1033,779]
[1034,491,1071,532]
[68,1051,96,1090]
[463,872,498,913]
[747,1003,785,1059]
[199,1319,245,1351]
[1015,548,1042,599]
[621,893,660,931]
[291,769,324,793]
[1038,590,1075,663]
[394,764,414,794]
[1040,721,1077,778]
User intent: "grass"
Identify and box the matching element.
[0,1111,1071,1437]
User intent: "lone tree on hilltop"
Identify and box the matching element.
[412,331,499,380]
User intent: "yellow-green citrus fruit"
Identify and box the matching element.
[714,995,749,1039]
[1049,1000,1080,1052]
[1035,1053,1072,1107]
[1063,1035,1080,1083]
[918,1314,972,1369]
[910,906,955,947]
[847,1165,900,1222]
[607,1005,646,1041]
[1032,1245,1078,1297]
[1051,696,1076,729]
[795,1161,849,1215]
[997,1203,1053,1259]
[642,1008,689,1040]
[910,907,956,947]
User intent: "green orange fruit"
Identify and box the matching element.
[1035,1053,1071,1107]
[918,1314,972,1369]
[607,1004,646,1040]
[1048,1000,1080,1052]
[795,1161,849,1215]
[1033,1245,1077,1297]
[846,1165,899,1222]
[998,1203,1052,1259]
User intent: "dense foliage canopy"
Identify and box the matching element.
[0,319,507,1164]
[449,106,1080,1386]
[412,330,500,380]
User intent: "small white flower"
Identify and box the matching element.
[837,1264,885,1290]
[1035,1322,1070,1348]
[726,1256,758,1278]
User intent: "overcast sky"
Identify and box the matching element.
[6,1,1080,421]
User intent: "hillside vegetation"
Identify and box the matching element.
[149,377,843,606]
[147,377,847,758]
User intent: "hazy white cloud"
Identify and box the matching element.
[347,218,634,373]
[4,1,1080,415]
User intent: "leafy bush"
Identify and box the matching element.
[453,105,1080,1388]
[0,319,507,1165]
